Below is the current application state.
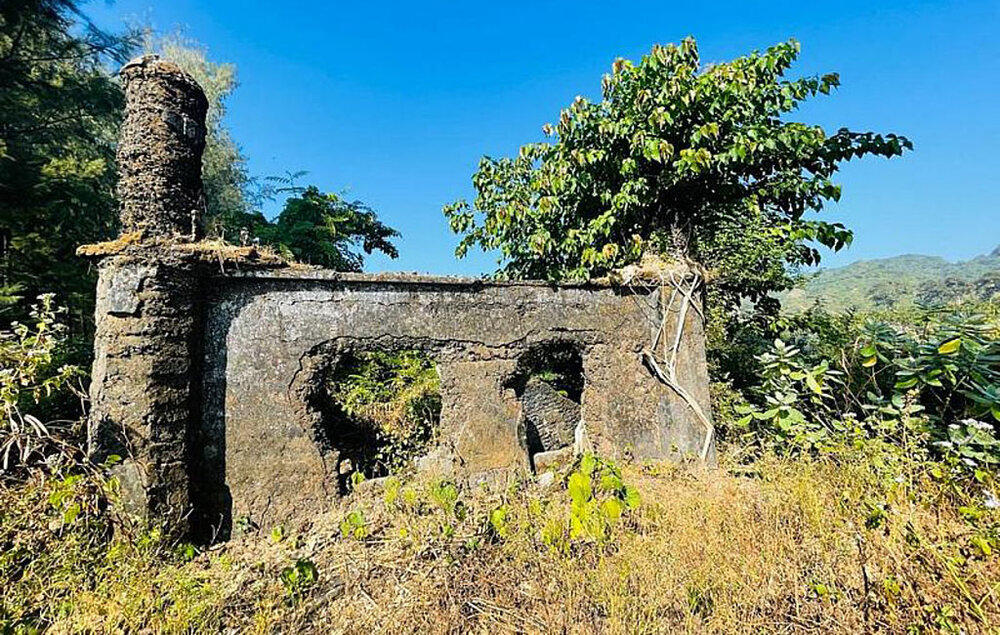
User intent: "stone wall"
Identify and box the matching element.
[82,55,715,541]
[192,270,712,535]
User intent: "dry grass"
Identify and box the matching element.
[3,448,998,634]
[75,233,288,268]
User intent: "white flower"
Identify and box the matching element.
[967,420,994,432]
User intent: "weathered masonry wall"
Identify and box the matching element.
[82,55,715,540]
[193,270,712,533]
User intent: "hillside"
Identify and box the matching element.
[780,245,1000,312]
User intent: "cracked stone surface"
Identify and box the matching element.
[520,377,579,454]
[193,270,714,531]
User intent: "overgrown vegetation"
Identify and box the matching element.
[714,303,1000,466]
[0,0,137,334]
[0,2,399,342]
[325,350,441,478]
[2,442,997,633]
[445,37,909,314]
[0,294,84,475]
[1,19,998,634]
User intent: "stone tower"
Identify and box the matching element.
[84,56,209,534]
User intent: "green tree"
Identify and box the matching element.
[0,0,137,332]
[260,186,399,271]
[444,38,910,310]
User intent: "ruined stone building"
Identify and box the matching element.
[81,56,714,540]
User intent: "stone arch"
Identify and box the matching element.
[290,336,446,491]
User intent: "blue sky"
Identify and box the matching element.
[88,0,999,276]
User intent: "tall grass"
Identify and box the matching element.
[2,442,997,634]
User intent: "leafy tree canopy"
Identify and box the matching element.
[0,0,137,331]
[445,38,911,309]
[259,186,399,272]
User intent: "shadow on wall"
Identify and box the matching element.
[505,341,584,471]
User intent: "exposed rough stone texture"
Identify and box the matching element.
[194,270,714,532]
[84,54,715,541]
[87,252,203,532]
[520,377,579,454]
[118,55,208,239]
[532,447,574,472]
[84,56,211,535]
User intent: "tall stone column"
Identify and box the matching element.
[117,55,208,239]
[85,56,208,534]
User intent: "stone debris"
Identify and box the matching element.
[532,446,574,473]
[520,377,580,454]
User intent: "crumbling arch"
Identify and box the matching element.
[291,337,445,491]
[506,340,585,469]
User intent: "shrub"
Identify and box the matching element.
[729,303,1000,469]
[0,294,85,474]
[326,349,441,476]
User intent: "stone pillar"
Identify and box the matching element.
[117,55,208,239]
[86,56,208,534]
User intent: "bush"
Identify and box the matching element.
[326,349,441,477]
[724,303,1000,469]
[0,294,85,475]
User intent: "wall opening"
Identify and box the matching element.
[508,341,584,467]
[317,349,441,489]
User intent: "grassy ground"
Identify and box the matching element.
[2,444,998,634]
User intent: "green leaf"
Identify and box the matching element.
[623,485,641,510]
[804,373,822,395]
[568,472,592,507]
[938,338,961,355]
[601,498,624,522]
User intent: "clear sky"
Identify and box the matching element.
[87,0,999,276]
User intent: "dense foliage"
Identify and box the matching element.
[326,350,440,476]
[258,186,399,271]
[445,38,909,310]
[715,303,1000,470]
[0,294,83,473]
[0,0,137,332]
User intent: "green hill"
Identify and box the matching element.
[780,245,1000,312]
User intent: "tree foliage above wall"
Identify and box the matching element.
[259,186,399,272]
[0,0,137,330]
[445,38,911,310]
